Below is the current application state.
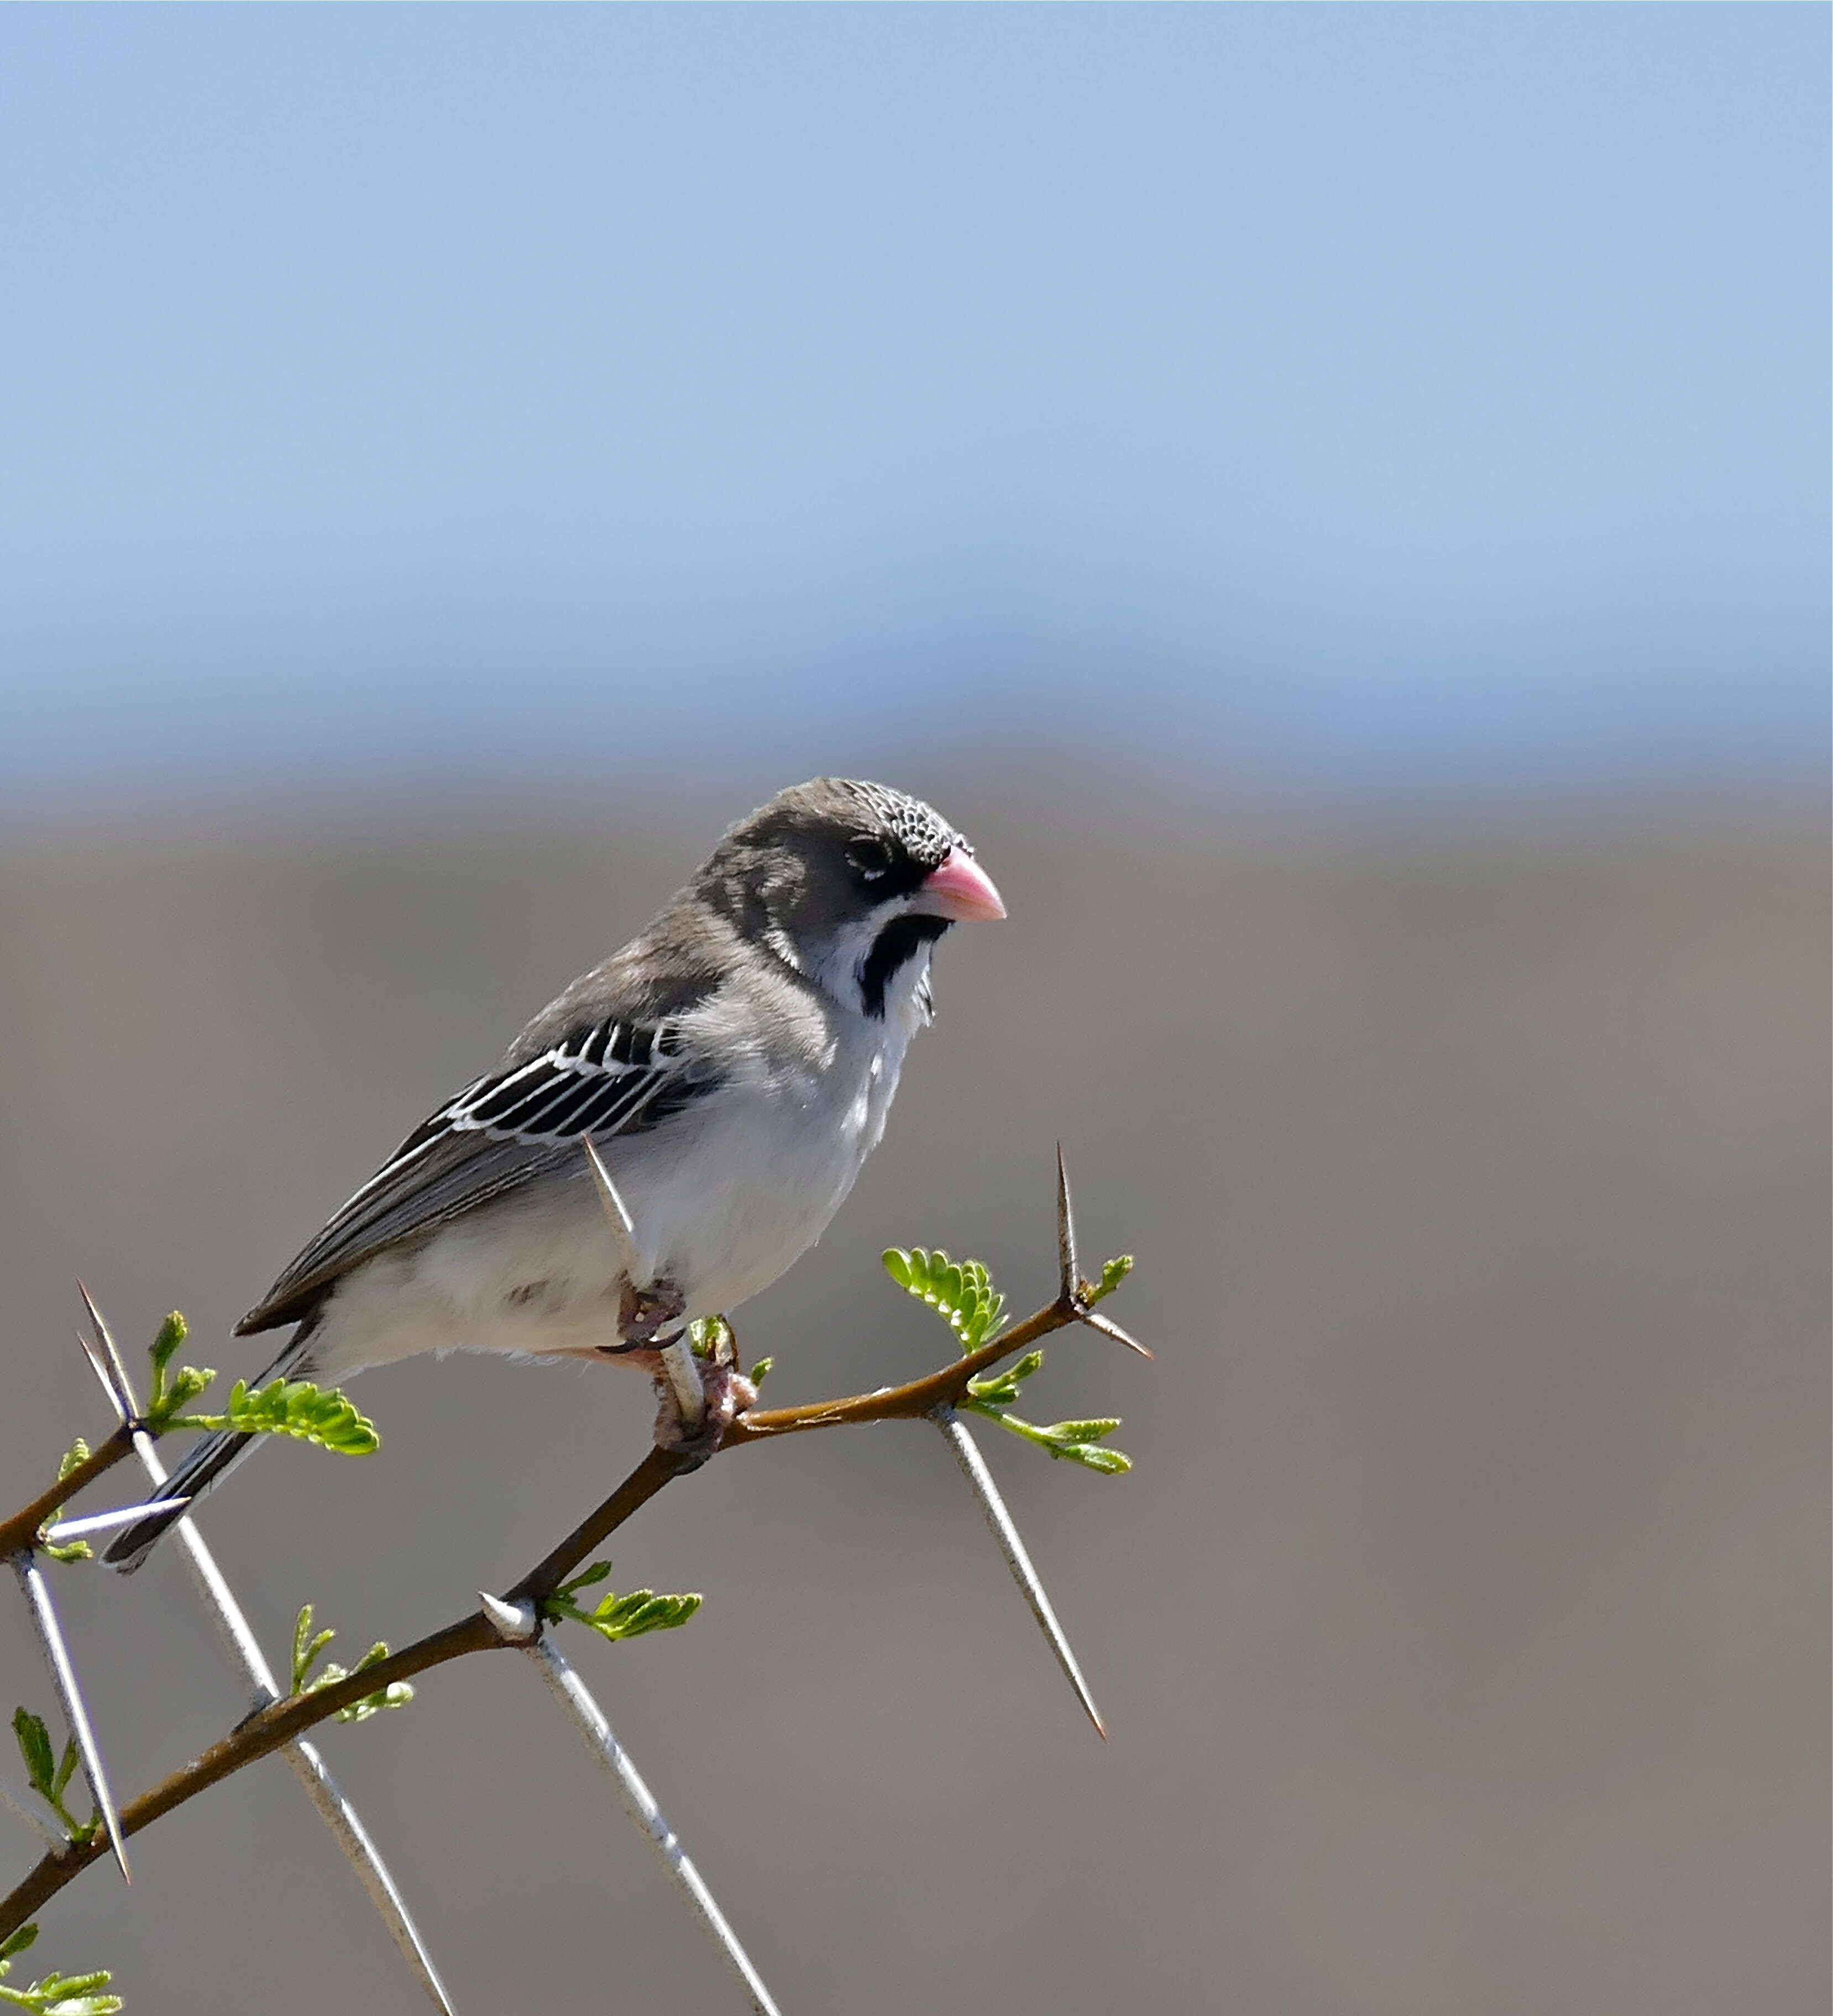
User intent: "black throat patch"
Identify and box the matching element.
[858,914,951,1020]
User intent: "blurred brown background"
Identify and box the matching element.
[0,781,1824,2015]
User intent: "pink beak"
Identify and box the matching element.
[918,848,1007,922]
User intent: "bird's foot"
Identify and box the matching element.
[618,1274,687,1344]
[652,1352,757,1463]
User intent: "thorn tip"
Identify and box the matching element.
[479,1590,539,1642]
[1055,1143,1081,1300]
[933,1408,1107,1741]
[1079,1308,1153,1360]
[73,1287,138,1418]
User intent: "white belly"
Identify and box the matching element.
[309,1001,915,1380]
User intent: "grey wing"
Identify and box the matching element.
[237,1012,720,1334]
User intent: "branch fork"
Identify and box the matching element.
[2,1147,1150,2016]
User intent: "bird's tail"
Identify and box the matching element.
[101,1322,317,1574]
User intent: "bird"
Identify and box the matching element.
[104,778,1005,1569]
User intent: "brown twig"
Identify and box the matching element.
[724,1297,1081,1443]
[0,1426,137,1562]
[0,1291,1099,1938]
[72,1297,459,2013]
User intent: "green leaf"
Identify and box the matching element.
[142,1308,195,1421]
[38,1444,96,1563]
[290,1605,411,1722]
[688,1315,734,1364]
[149,1311,187,1377]
[541,1561,702,1646]
[171,1377,379,1456]
[881,1246,1008,1351]
[890,1241,1135,1474]
[160,1367,214,1414]
[0,1927,39,1964]
[966,1347,1045,1409]
[334,1645,414,1724]
[10,1714,96,1844]
[1062,1445,1131,1474]
[959,1401,1133,1475]
[334,1683,415,1725]
[1088,1254,1134,1305]
[746,1357,773,1388]
[291,1604,339,1695]
[12,1712,54,1801]
[0,1963,124,2015]
[559,1561,616,1595]
[137,1309,229,1434]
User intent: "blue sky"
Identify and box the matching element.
[1,7,1825,807]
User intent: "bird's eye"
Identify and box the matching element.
[846,835,893,882]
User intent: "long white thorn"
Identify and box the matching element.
[72,1293,459,2012]
[580,1134,644,1283]
[932,1406,1108,1741]
[528,1636,783,2016]
[9,1551,130,1880]
[39,1499,192,1545]
[1076,1306,1154,1361]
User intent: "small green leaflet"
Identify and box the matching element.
[881,1247,1008,1350]
[542,1561,702,1645]
[9,1711,94,1846]
[883,1247,1133,1475]
[0,1926,122,2015]
[168,1378,379,1457]
[38,1443,94,1564]
[145,1310,379,1454]
[289,1604,413,1723]
[1086,1254,1134,1305]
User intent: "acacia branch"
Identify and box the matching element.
[0,1293,1091,1938]
[0,1427,137,1562]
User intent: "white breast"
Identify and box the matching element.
[310,951,933,1379]
[637,970,921,1316]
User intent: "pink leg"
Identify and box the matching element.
[651,1357,758,1458]
[584,1280,757,1458]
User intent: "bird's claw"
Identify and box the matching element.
[652,1356,757,1463]
[619,1275,687,1344]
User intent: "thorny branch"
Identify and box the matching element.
[0,1432,137,1565]
[0,1173,1144,1940]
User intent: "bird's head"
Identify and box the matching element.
[695,778,1005,1019]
